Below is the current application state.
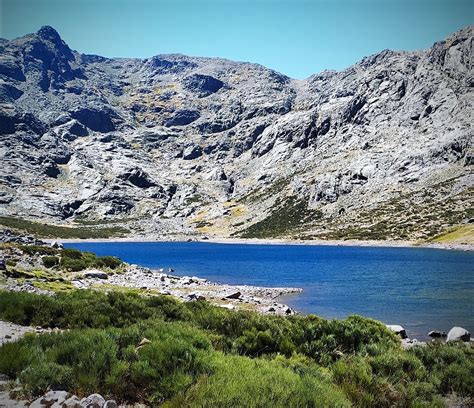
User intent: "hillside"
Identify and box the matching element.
[0,26,472,241]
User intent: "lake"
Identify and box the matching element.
[64,241,474,340]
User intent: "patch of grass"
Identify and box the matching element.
[238,177,291,205]
[0,216,129,239]
[4,268,65,282]
[236,196,322,238]
[73,217,140,226]
[431,225,474,245]
[32,280,74,292]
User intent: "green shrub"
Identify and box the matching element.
[42,256,59,268]
[167,353,350,407]
[19,245,58,256]
[62,249,83,259]
[59,250,122,271]
[95,256,122,269]
[60,257,87,271]
[0,321,212,403]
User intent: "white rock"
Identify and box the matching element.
[447,326,470,342]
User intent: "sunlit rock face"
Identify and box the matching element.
[0,26,472,240]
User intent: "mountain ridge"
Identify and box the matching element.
[0,25,472,242]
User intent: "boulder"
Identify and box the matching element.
[284,307,294,315]
[225,291,241,300]
[103,401,118,408]
[165,109,200,127]
[386,324,408,339]
[188,293,206,301]
[183,73,224,97]
[219,304,235,310]
[83,270,108,279]
[62,396,82,407]
[44,161,61,178]
[50,241,64,249]
[30,391,70,408]
[71,108,117,133]
[119,168,156,188]
[80,394,105,408]
[182,145,202,160]
[447,326,470,342]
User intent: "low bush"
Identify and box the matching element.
[59,249,122,272]
[167,353,350,407]
[0,321,212,403]
[42,256,59,268]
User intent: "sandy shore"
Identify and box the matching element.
[53,236,474,251]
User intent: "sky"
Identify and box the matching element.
[1,0,472,79]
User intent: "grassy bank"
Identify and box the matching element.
[0,216,128,239]
[0,290,472,407]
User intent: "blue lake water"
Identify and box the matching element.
[65,242,474,340]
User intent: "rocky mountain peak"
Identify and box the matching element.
[36,25,63,44]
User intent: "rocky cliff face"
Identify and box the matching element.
[0,26,472,240]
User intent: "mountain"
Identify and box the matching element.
[0,26,472,241]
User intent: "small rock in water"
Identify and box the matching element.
[386,324,408,339]
[428,330,447,338]
[447,326,470,342]
[103,401,118,408]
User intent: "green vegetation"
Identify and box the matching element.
[0,290,472,406]
[236,177,472,242]
[15,245,122,272]
[59,249,122,272]
[431,225,474,245]
[73,216,140,226]
[237,196,322,238]
[42,256,59,268]
[0,216,129,239]
[238,177,292,205]
[314,180,473,242]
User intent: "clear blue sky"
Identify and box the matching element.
[1,0,472,79]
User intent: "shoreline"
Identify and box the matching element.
[54,236,474,252]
